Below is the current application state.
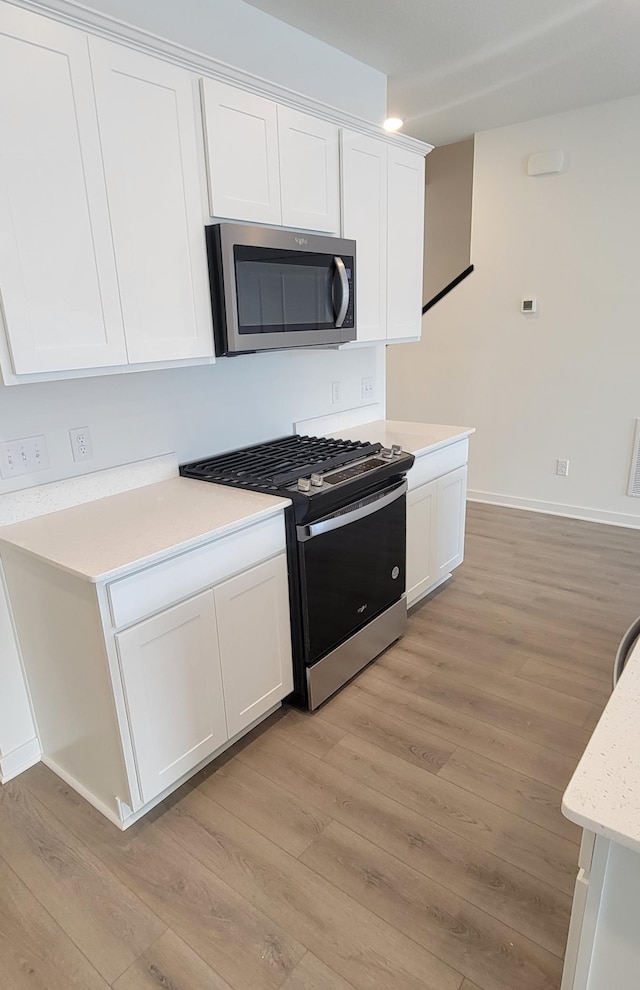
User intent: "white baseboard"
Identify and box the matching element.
[41,756,125,828]
[468,490,640,530]
[0,736,41,783]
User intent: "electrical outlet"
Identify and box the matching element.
[331,381,342,404]
[0,435,49,479]
[69,426,93,462]
[361,376,375,399]
[556,459,569,477]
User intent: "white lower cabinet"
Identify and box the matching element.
[116,589,228,803]
[1,512,293,827]
[215,556,293,737]
[406,480,438,605]
[406,446,469,607]
[436,466,467,579]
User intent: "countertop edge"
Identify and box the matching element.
[561,796,640,855]
[0,499,290,584]
[411,429,476,458]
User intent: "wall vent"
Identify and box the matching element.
[628,419,640,497]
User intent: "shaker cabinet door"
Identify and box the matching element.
[341,131,387,341]
[116,590,228,803]
[436,466,468,578]
[278,107,340,233]
[214,555,293,738]
[387,146,425,340]
[89,39,213,364]
[0,5,126,374]
[201,79,282,224]
[406,479,438,606]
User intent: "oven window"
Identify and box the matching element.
[234,246,341,333]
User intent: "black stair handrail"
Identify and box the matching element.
[422,264,474,315]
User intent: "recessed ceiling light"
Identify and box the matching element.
[383,117,404,132]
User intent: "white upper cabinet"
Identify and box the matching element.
[387,146,425,340]
[89,39,213,363]
[278,107,340,233]
[200,81,339,232]
[341,134,425,343]
[341,132,388,341]
[201,79,282,225]
[0,5,126,374]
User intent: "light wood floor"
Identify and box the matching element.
[3,502,640,990]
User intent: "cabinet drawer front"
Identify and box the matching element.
[116,589,227,803]
[108,514,286,628]
[409,439,468,490]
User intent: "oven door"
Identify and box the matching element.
[296,480,407,666]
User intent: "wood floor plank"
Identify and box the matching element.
[382,638,593,727]
[0,856,110,990]
[161,788,464,990]
[274,952,356,990]
[238,730,571,956]
[365,660,591,759]
[515,656,611,709]
[325,734,578,896]
[583,707,604,733]
[300,820,563,990]
[198,758,332,857]
[347,674,576,791]
[438,747,581,845]
[22,763,305,990]
[113,929,233,990]
[315,688,456,774]
[270,708,348,758]
[0,780,165,984]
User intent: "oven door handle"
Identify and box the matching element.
[332,256,349,328]
[297,480,407,542]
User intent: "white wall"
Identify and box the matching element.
[61,0,387,121]
[0,0,387,774]
[388,93,640,527]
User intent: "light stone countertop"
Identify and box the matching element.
[0,477,289,584]
[326,420,475,456]
[563,638,640,853]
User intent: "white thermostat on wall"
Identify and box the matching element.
[521,298,537,314]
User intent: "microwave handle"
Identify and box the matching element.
[332,256,350,328]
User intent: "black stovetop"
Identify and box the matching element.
[180,434,384,489]
[180,434,415,521]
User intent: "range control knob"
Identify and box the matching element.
[381,447,394,459]
[297,477,311,492]
[391,444,403,456]
[310,473,323,487]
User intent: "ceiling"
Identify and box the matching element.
[242,0,640,145]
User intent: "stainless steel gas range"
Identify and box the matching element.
[180,434,414,709]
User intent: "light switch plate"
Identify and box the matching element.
[0,435,49,479]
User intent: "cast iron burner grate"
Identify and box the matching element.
[182,435,383,489]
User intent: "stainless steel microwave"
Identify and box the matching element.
[205,223,356,355]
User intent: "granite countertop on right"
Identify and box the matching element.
[563,636,640,853]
